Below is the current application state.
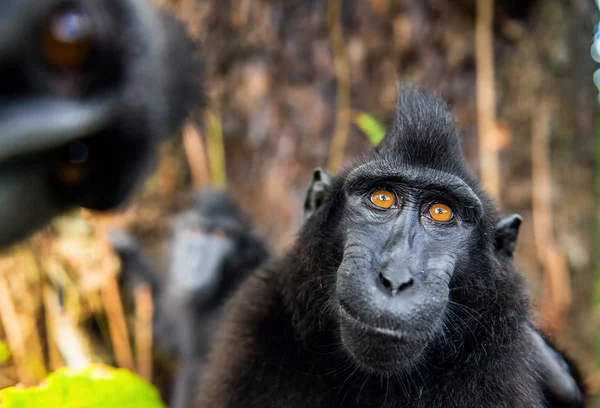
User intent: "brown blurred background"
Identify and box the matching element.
[0,0,598,404]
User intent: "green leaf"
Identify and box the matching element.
[0,342,10,364]
[0,364,166,408]
[354,112,386,147]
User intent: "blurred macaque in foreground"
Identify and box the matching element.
[0,0,203,248]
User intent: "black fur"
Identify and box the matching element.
[536,332,586,408]
[110,189,268,408]
[196,89,546,407]
[493,214,585,407]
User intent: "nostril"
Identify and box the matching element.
[378,272,414,296]
[379,273,394,292]
[398,278,414,292]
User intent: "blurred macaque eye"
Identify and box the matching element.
[41,7,93,70]
[370,190,397,209]
[428,203,454,222]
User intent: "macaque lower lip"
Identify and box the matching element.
[339,305,422,341]
[0,97,115,164]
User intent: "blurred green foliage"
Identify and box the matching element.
[354,112,386,147]
[0,364,165,408]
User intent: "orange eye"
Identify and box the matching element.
[41,8,93,70]
[370,190,396,209]
[428,203,453,222]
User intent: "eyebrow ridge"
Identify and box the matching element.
[344,161,483,216]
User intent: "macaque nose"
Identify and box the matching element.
[378,269,414,296]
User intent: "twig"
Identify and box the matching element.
[100,274,135,371]
[531,100,571,334]
[22,312,46,380]
[43,287,66,371]
[134,283,154,382]
[205,111,227,189]
[327,0,352,174]
[52,288,92,370]
[42,287,65,371]
[0,272,32,384]
[183,121,211,189]
[475,0,500,199]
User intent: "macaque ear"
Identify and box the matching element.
[494,214,523,257]
[303,168,333,220]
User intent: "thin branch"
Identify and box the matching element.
[101,274,135,371]
[53,295,92,370]
[475,0,500,199]
[0,267,46,384]
[205,111,228,189]
[327,0,352,174]
[183,121,211,189]
[134,283,154,382]
[0,272,29,384]
[42,286,65,371]
[531,100,571,334]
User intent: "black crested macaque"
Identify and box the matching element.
[304,170,586,408]
[109,189,268,408]
[197,89,568,407]
[0,0,202,249]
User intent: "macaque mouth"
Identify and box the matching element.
[338,305,429,342]
[338,304,431,373]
